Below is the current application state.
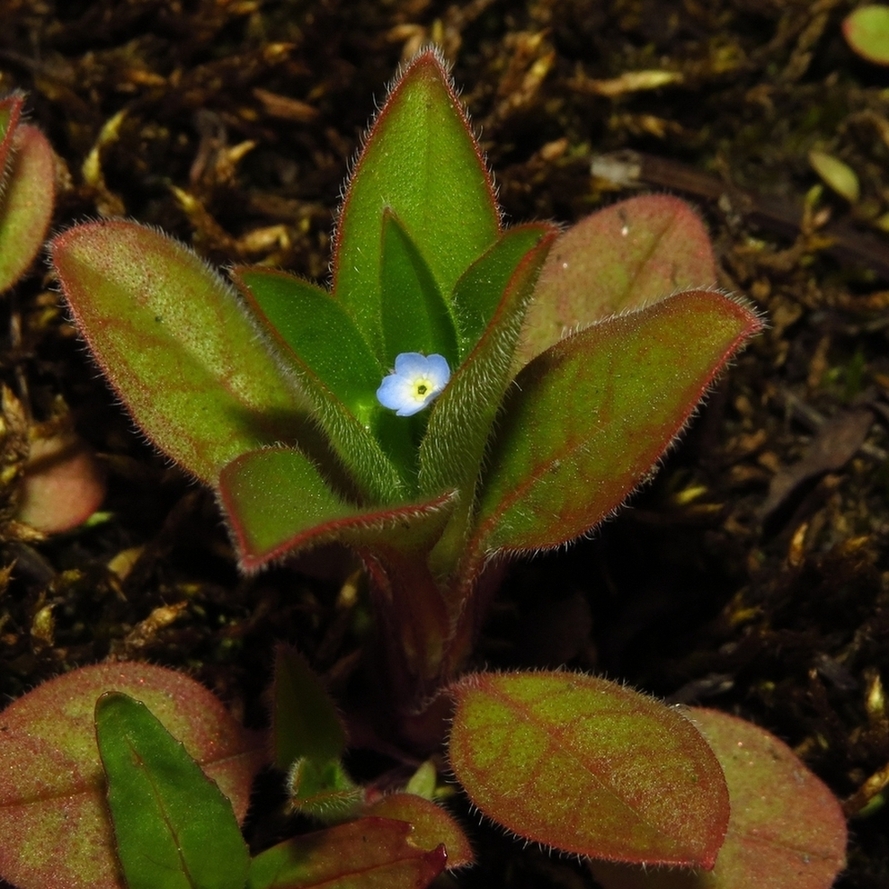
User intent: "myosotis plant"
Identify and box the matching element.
[0,50,848,889]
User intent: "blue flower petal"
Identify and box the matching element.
[376,352,451,416]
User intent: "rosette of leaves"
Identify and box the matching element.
[50,49,762,712]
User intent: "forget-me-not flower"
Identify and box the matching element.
[376,352,451,416]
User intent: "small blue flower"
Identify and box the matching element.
[376,352,451,417]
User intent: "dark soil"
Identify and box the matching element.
[1,1,888,887]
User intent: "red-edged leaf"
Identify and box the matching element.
[333,49,499,356]
[843,5,889,66]
[50,221,312,483]
[246,817,447,889]
[218,446,455,570]
[0,122,55,292]
[363,792,474,868]
[16,429,107,534]
[0,662,265,889]
[516,195,717,368]
[469,290,763,561]
[590,708,847,889]
[447,671,729,867]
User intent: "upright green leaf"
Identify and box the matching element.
[51,221,313,483]
[233,268,405,502]
[272,645,347,771]
[333,49,499,354]
[218,446,456,571]
[380,210,458,364]
[448,671,729,867]
[96,693,250,889]
[470,290,763,561]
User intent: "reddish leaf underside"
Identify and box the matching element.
[589,708,848,889]
[246,817,447,889]
[448,671,729,867]
[470,289,763,560]
[0,122,56,293]
[516,194,717,368]
[0,662,265,889]
[16,429,107,534]
[50,221,311,483]
[363,792,474,869]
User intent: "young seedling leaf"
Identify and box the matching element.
[447,671,729,867]
[287,756,363,822]
[0,662,263,889]
[272,645,347,771]
[333,48,499,355]
[380,209,459,363]
[419,226,555,498]
[516,195,717,368]
[843,5,889,66]
[0,122,55,293]
[218,446,456,571]
[470,290,763,560]
[364,792,474,868]
[232,267,405,502]
[50,221,313,483]
[16,427,107,534]
[452,223,557,359]
[96,692,250,889]
[247,817,447,889]
[589,708,847,889]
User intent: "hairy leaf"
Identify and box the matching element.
[218,446,455,571]
[96,693,250,889]
[0,121,55,293]
[380,209,458,364]
[50,221,312,483]
[516,195,717,368]
[364,792,474,868]
[333,49,499,355]
[232,267,405,501]
[590,708,847,889]
[448,671,729,867]
[247,818,447,889]
[470,290,763,560]
[0,663,263,889]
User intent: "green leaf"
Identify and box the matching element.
[218,446,456,571]
[333,49,499,355]
[0,662,263,889]
[96,692,250,889]
[843,5,889,66]
[419,225,555,498]
[0,121,55,293]
[272,645,347,771]
[516,195,718,369]
[247,818,446,889]
[232,267,405,502]
[51,222,315,484]
[447,671,729,867]
[589,708,847,889]
[287,757,362,822]
[452,223,556,359]
[379,209,458,364]
[470,290,763,559]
